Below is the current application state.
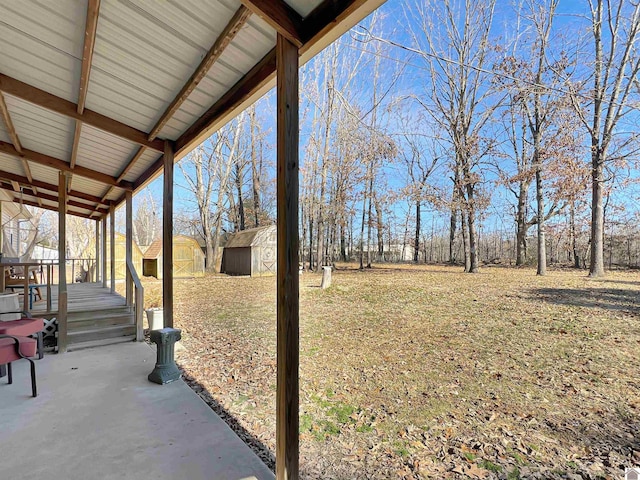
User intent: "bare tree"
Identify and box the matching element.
[178,113,246,272]
[407,0,501,273]
[570,0,640,276]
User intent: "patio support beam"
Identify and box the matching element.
[241,1,303,47]
[0,73,165,152]
[95,219,100,283]
[101,216,107,288]
[125,190,133,306]
[162,140,174,328]
[109,205,115,293]
[275,33,299,480]
[58,172,69,353]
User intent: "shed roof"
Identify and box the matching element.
[0,0,385,219]
[225,224,276,248]
[143,234,202,259]
[143,239,163,260]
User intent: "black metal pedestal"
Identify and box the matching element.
[148,327,182,385]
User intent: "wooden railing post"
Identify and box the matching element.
[276,33,300,480]
[101,216,107,288]
[126,258,144,341]
[125,190,133,306]
[58,172,68,353]
[109,205,115,293]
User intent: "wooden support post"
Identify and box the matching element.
[276,33,299,480]
[95,219,100,283]
[101,216,107,288]
[109,205,115,294]
[125,190,133,306]
[58,172,68,353]
[163,140,174,329]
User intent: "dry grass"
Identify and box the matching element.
[143,265,640,479]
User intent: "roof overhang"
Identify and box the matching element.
[0,0,386,219]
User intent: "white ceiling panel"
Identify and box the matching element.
[0,0,86,102]
[4,95,75,162]
[75,125,138,177]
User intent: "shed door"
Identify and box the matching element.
[174,243,193,278]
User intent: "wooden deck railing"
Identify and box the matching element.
[126,258,144,341]
[0,260,56,313]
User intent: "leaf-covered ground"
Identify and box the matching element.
[143,265,640,479]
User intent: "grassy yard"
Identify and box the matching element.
[143,265,640,479]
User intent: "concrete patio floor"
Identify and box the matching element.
[0,342,274,480]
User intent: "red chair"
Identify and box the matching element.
[0,294,44,359]
[0,335,38,397]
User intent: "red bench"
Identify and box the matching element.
[0,335,37,397]
[0,293,44,359]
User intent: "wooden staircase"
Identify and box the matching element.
[66,305,137,351]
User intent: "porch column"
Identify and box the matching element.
[163,140,174,328]
[101,216,107,288]
[58,172,69,353]
[109,204,115,293]
[276,34,299,480]
[95,219,100,283]
[125,190,133,306]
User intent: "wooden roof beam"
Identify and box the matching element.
[0,182,107,214]
[0,92,22,154]
[18,197,94,219]
[241,0,303,47]
[0,168,109,205]
[148,6,252,141]
[0,141,133,190]
[0,90,41,205]
[0,73,165,152]
[174,49,276,158]
[70,0,101,193]
[78,0,100,116]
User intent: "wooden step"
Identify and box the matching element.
[67,324,137,346]
[66,335,136,352]
[68,312,135,330]
[67,305,133,321]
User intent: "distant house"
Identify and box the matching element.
[222,225,276,276]
[143,235,205,279]
[0,192,32,258]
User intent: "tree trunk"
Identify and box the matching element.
[366,174,374,268]
[340,224,346,262]
[235,163,245,231]
[414,200,421,263]
[535,157,546,275]
[461,208,471,272]
[570,201,580,268]
[515,181,529,265]
[375,193,384,257]
[249,107,261,228]
[589,153,605,276]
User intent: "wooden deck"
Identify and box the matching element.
[31,282,126,315]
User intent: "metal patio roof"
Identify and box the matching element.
[0,0,385,219]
